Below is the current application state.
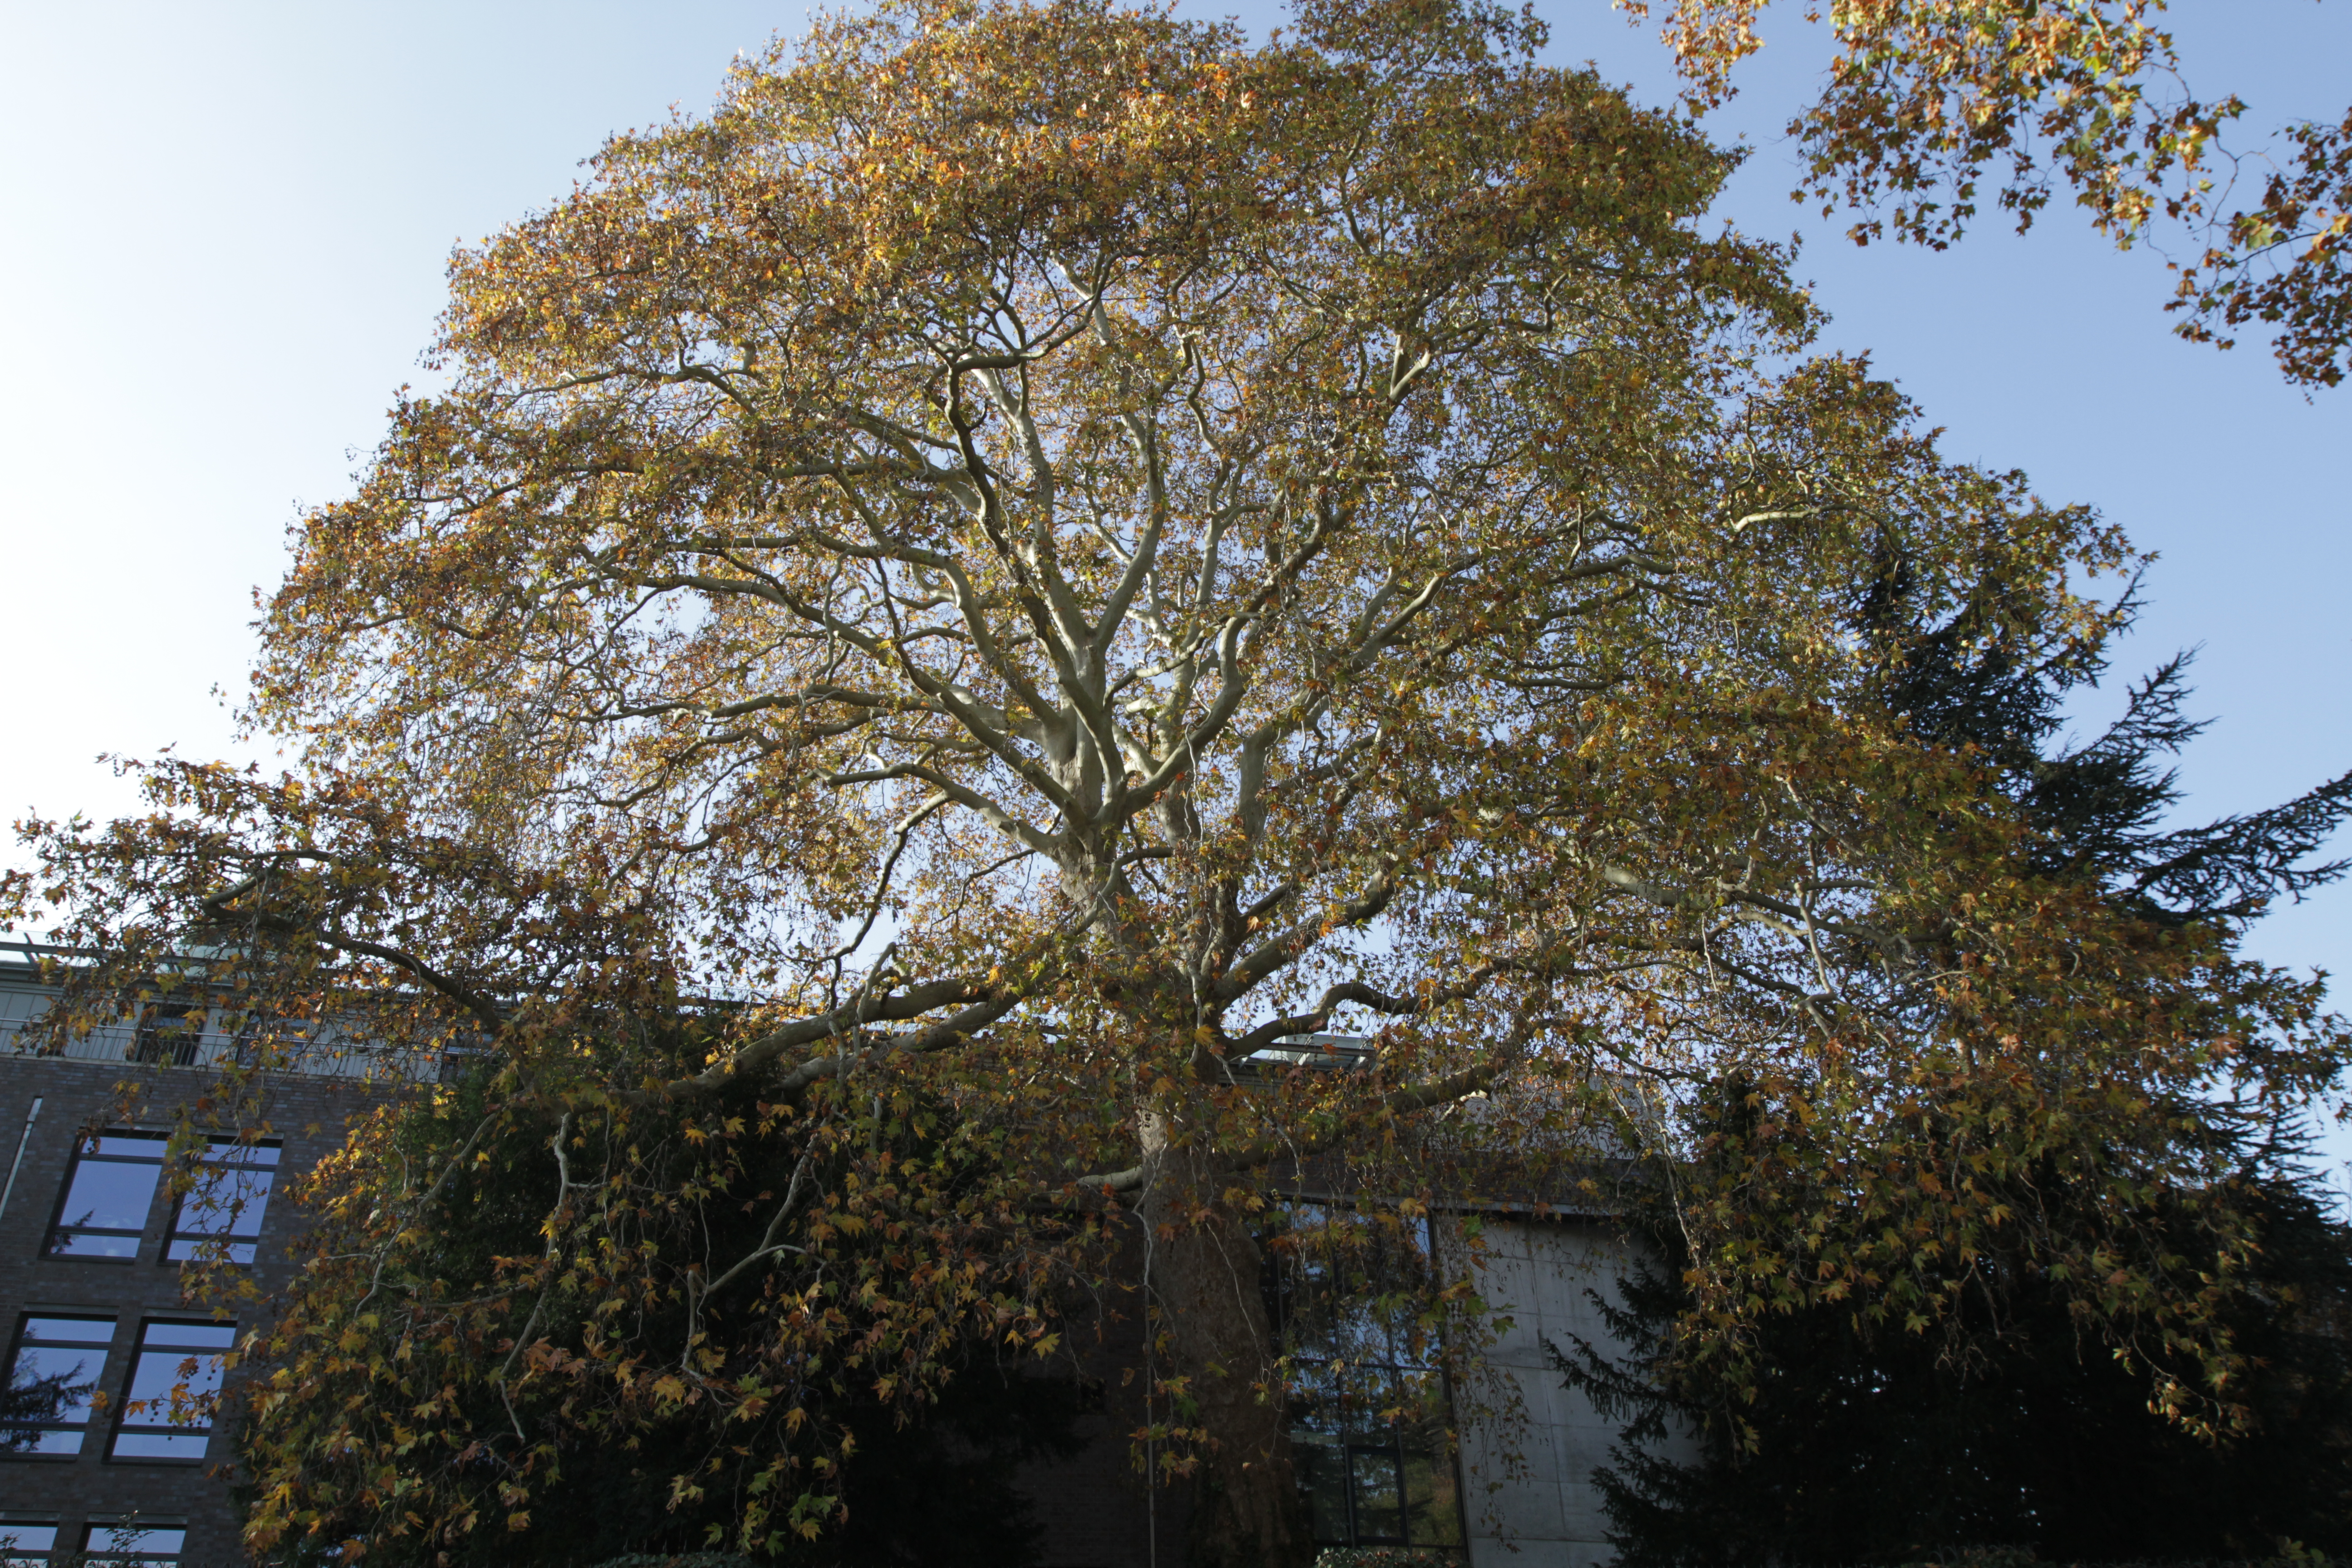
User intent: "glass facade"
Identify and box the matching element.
[1269,1206,1464,1551]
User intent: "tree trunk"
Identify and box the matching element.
[1136,1113,1310,1568]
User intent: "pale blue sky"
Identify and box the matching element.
[3,1,2347,1150]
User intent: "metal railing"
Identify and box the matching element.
[0,964,446,1084]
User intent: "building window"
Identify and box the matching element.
[79,1520,185,1566]
[1270,1208,1464,1551]
[130,1002,205,1067]
[45,1133,167,1260]
[108,1322,232,1461]
[1,1315,113,1455]
[164,1141,281,1264]
[1289,1358,1460,1548]
[226,1011,312,1070]
[0,1515,59,1567]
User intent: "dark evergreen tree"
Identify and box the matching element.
[1560,1120,2352,1564]
[1554,560,2352,1564]
[0,1360,94,1455]
[1862,559,2352,926]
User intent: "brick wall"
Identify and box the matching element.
[0,1052,389,1568]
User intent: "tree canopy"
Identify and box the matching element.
[1637,0,2352,388]
[4,0,2345,1563]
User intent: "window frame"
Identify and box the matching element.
[78,1519,186,1567]
[1289,1355,1465,1549]
[106,1319,233,1465]
[0,1313,117,1459]
[0,1514,60,1568]
[1269,1204,1469,1552]
[162,1140,282,1266]
[42,1132,168,1263]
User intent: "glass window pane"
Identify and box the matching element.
[1295,1438,1351,1544]
[0,1518,58,1568]
[136,1322,234,1351]
[7,1346,103,1423]
[1347,1446,1406,1544]
[46,1136,166,1259]
[50,1162,162,1237]
[122,1344,226,1405]
[105,1428,210,1460]
[81,1521,185,1565]
[21,1316,112,1343]
[109,1321,229,1461]
[3,1315,112,1455]
[166,1160,276,1263]
[1403,1447,1463,1546]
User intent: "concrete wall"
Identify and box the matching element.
[1454,1218,1691,1568]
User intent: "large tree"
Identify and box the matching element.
[6,0,2343,1563]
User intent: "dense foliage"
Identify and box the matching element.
[233,1062,1088,1566]
[240,1066,1084,1567]
[1563,1127,2352,1564]
[1555,564,2352,1562]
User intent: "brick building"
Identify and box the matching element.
[0,959,1668,1568]
[0,950,393,1568]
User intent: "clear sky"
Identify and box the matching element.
[3,1,2347,1150]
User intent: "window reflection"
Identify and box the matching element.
[1,1317,112,1455]
[0,1516,59,1568]
[165,1142,280,1264]
[109,1321,233,1462]
[45,1134,167,1260]
[1269,1206,1463,1550]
